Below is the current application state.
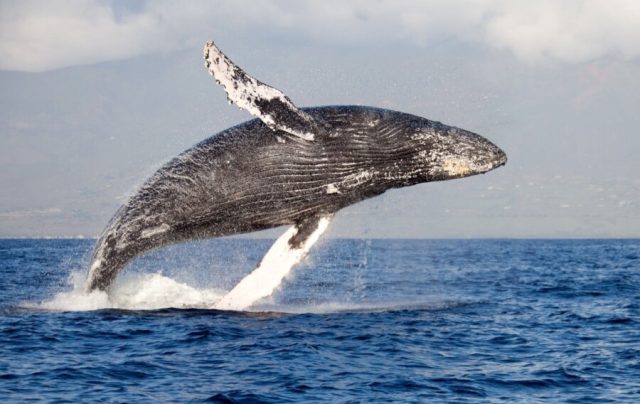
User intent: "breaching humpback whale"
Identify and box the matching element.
[86,41,507,292]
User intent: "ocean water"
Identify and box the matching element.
[1,238,639,402]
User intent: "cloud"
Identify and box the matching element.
[484,0,640,63]
[0,0,204,71]
[0,207,62,218]
[1,0,639,71]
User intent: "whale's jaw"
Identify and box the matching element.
[470,146,508,175]
[415,126,507,181]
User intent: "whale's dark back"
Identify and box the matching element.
[117,106,414,234]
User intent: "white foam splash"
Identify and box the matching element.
[260,300,466,315]
[34,256,462,315]
[37,271,224,311]
[214,217,331,311]
[38,217,331,312]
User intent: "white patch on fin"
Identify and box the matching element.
[204,41,326,141]
[214,216,331,311]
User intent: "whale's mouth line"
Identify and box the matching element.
[481,152,508,174]
[497,153,508,167]
[491,157,507,171]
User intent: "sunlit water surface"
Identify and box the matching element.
[1,238,639,402]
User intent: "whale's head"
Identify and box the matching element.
[313,106,507,193]
[399,118,507,183]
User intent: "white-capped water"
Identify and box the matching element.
[37,218,331,312]
[36,270,446,314]
[37,271,225,311]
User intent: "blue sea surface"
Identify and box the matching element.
[1,238,639,402]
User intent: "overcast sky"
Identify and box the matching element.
[1,0,639,238]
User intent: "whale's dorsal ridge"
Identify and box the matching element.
[204,40,327,141]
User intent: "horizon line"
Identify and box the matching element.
[1,236,639,241]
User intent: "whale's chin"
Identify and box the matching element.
[477,149,508,175]
[432,149,507,180]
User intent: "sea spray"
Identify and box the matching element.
[109,273,224,310]
[39,219,330,312]
[37,270,111,311]
[38,271,224,311]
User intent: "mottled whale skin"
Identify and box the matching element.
[86,105,506,291]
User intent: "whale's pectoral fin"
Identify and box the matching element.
[214,216,332,311]
[289,215,333,248]
[204,41,327,141]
